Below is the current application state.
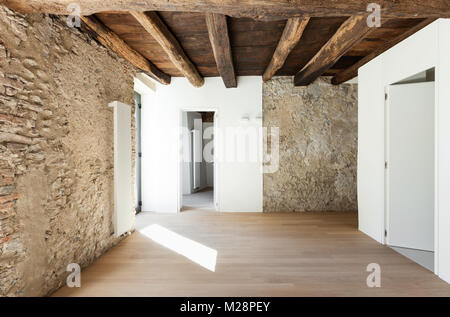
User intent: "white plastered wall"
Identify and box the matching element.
[140,77,263,213]
[358,19,450,283]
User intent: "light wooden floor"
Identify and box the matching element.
[53,211,450,297]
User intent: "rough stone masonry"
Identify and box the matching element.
[0,4,358,297]
[263,77,358,212]
[0,6,136,296]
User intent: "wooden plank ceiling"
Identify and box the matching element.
[2,0,446,87]
[93,11,430,86]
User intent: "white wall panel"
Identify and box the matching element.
[358,19,450,283]
[141,77,263,213]
[109,101,134,237]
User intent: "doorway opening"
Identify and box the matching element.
[134,92,142,214]
[385,68,435,272]
[180,111,216,211]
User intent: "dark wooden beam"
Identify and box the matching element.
[294,15,375,86]
[80,15,170,85]
[331,18,436,85]
[205,13,236,88]
[1,0,449,20]
[130,11,204,88]
[263,17,310,82]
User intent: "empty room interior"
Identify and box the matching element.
[1,1,450,298]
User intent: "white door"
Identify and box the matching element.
[386,82,434,251]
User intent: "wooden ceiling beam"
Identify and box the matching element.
[1,0,449,20]
[205,13,236,88]
[294,15,375,86]
[331,18,436,85]
[263,17,309,82]
[130,11,204,88]
[80,15,171,85]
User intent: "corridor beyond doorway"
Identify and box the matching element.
[181,111,216,212]
[183,187,214,211]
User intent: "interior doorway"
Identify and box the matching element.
[134,92,142,214]
[180,111,216,211]
[385,69,435,272]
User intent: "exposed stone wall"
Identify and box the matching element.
[0,7,136,296]
[263,77,357,212]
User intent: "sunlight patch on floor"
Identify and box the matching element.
[139,224,217,272]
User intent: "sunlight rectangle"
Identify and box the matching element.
[140,224,217,272]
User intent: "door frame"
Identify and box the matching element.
[134,92,142,214]
[384,81,438,274]
[177,109,219,213]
